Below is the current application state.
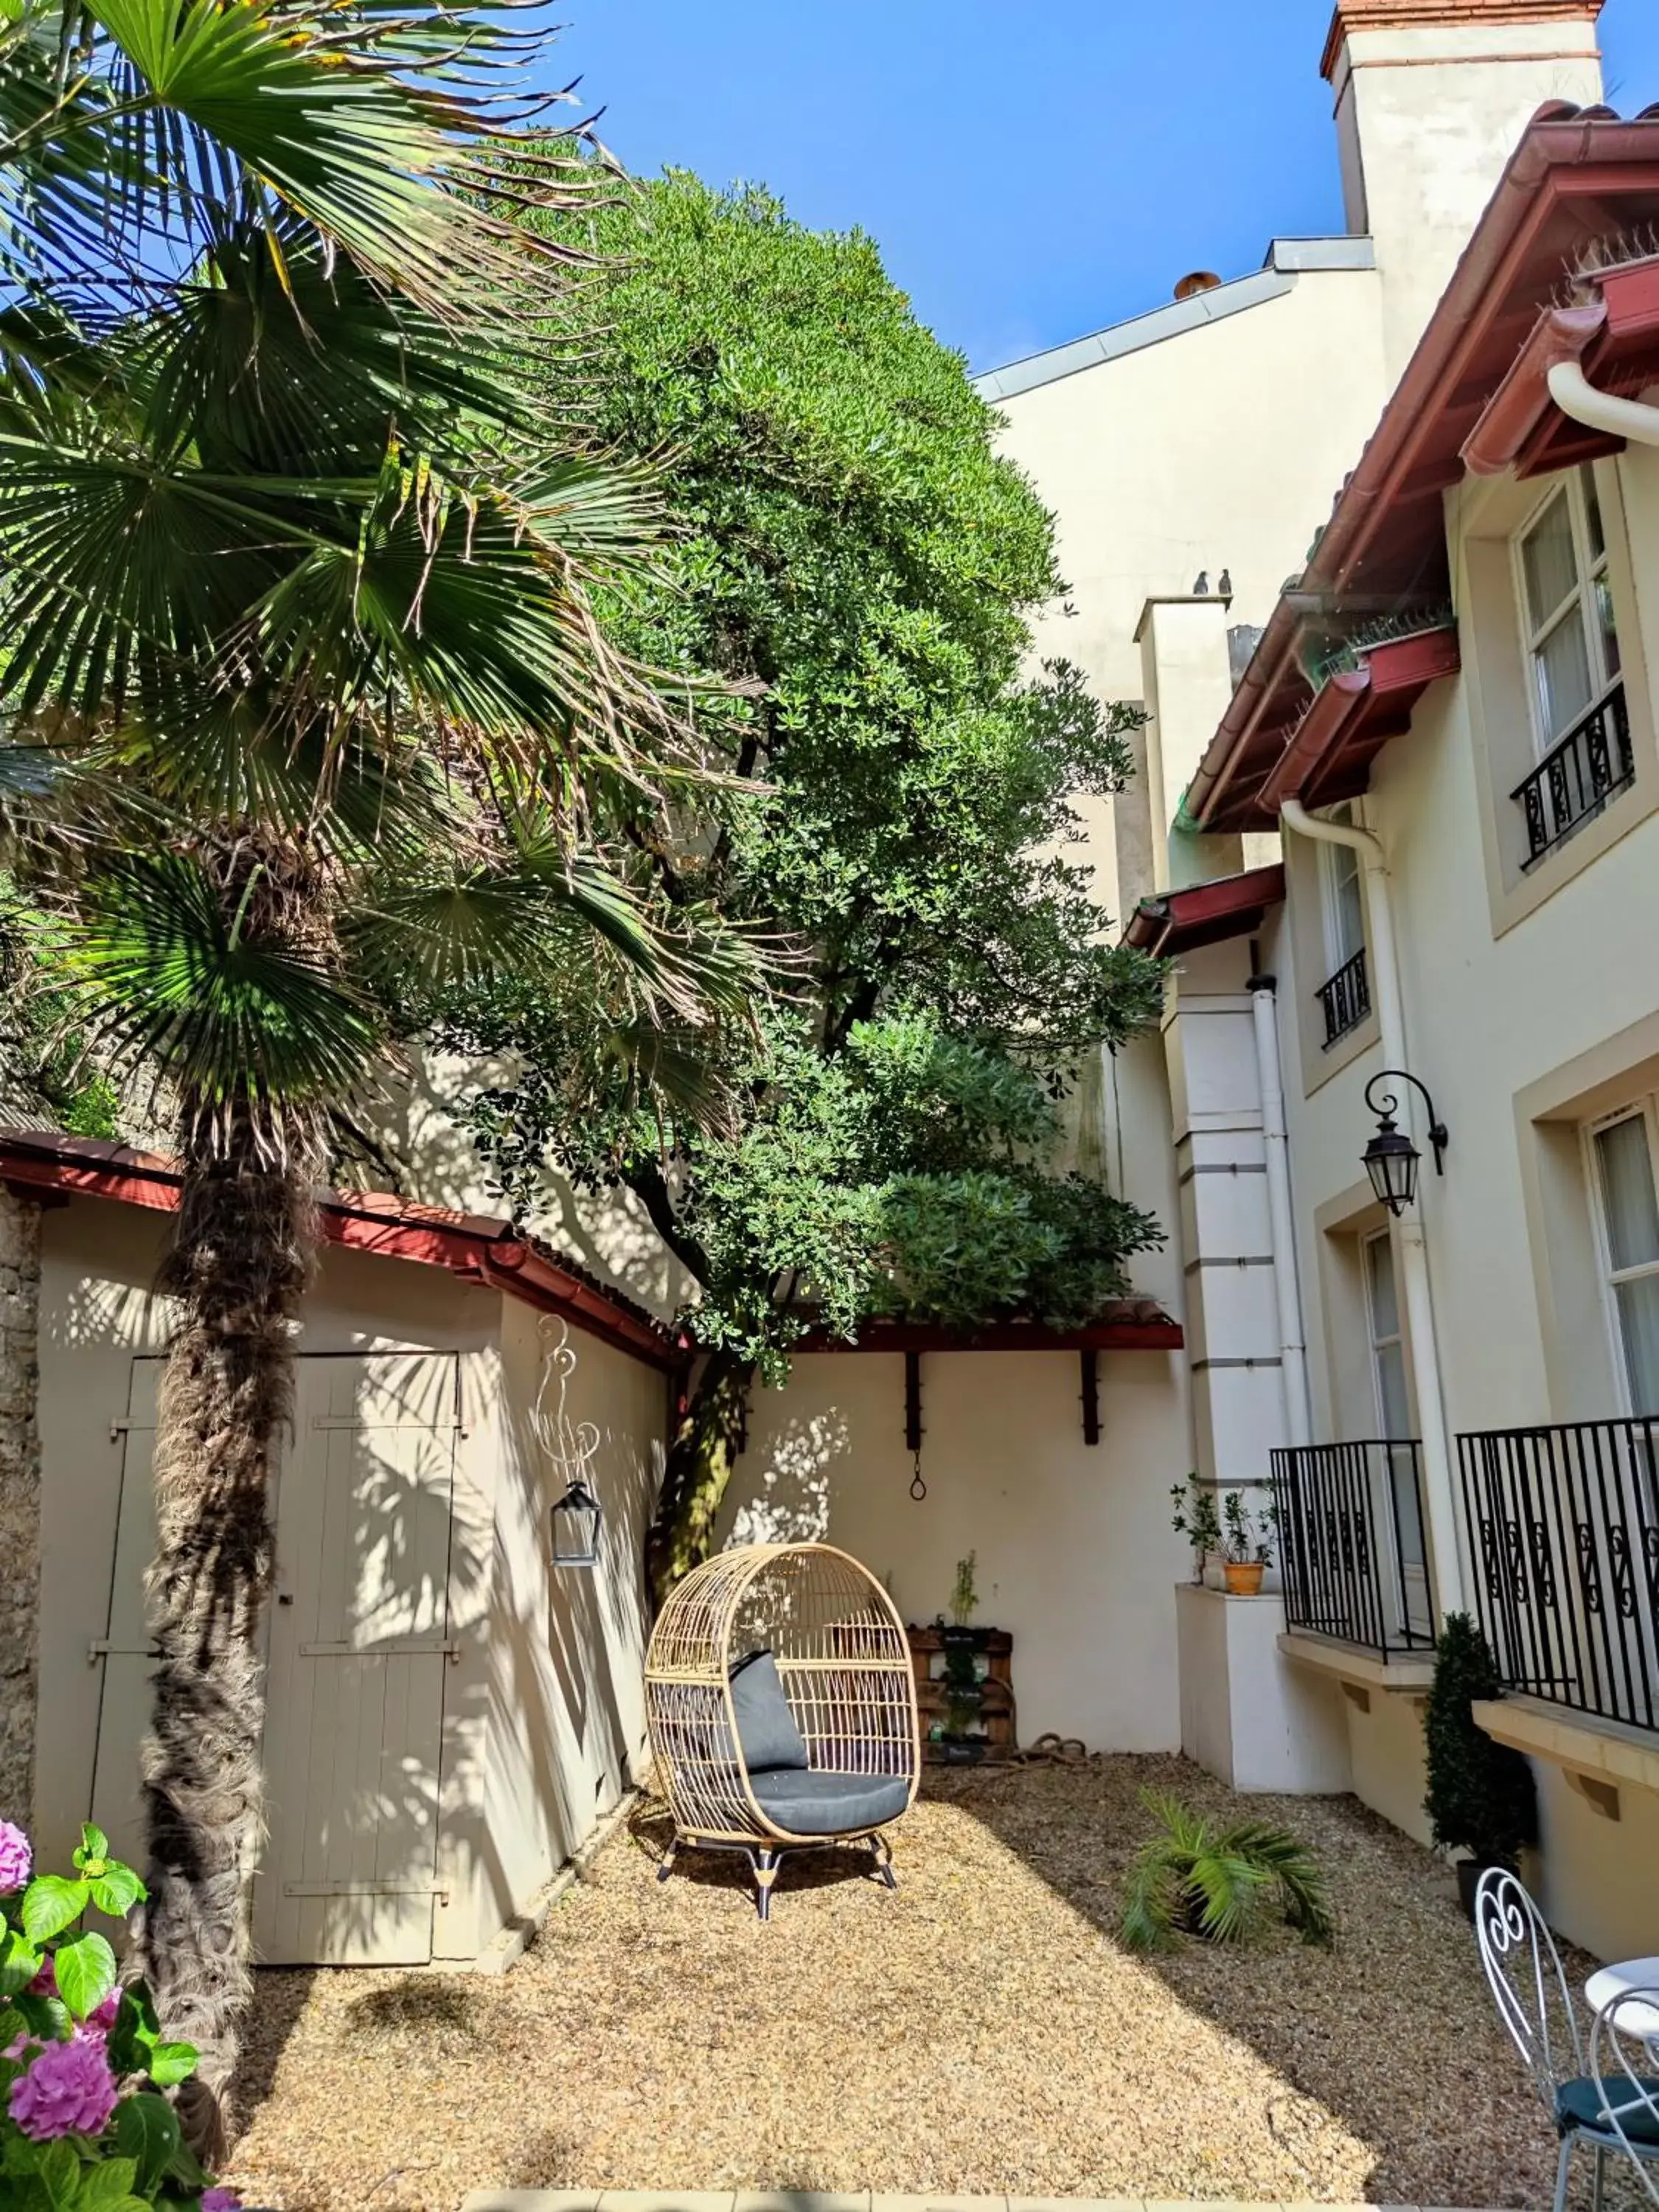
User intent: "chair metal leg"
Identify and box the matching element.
[1592,2143,1606,2212]
[656,1837,679,1886]
[752,1846,779,1922]
[1554,2135,1573,2212]
[868,1832,898,1892]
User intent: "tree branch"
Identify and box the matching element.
[624,1154,712,1287]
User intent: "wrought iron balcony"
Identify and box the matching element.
[1315,945,1371,1049]
[1512,682,1632,870]
[1271,1439,1436,1660]
[1458,1419,1659,1737]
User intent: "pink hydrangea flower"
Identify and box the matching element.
[201,2191,243,2212]
[26,1957,55,1997]
[0,1820,31,1894]
[7,2035,119,2140]
[84,1989,122,2035]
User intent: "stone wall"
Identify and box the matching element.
[0,1184,44,1827]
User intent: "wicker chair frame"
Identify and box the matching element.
[644,1542,921,1919]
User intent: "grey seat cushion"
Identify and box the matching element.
[728,1649,810,1773]
[748,1764,911,1836]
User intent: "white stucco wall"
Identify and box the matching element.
[718,1344,1189,1753]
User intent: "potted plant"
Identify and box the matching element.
[1220,1489,1276,1595]
[1121,1790,1333,1950]
[1423,1612,1538,1917]
[936,1554,988,1761]
[1170,1476,1222,1585]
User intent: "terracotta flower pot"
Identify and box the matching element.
[1223,1560,1266,1596]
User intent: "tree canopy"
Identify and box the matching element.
[444,169,1167,1596]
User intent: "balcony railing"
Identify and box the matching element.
[1458,1419,1659,1736]
[1315,945,1371,1049]
[1512,682,1632,869]
[1272,1439,1436,1660]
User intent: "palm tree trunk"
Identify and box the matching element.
[138,1111,316,2163]
[0,1184,44,1828]
[644,1349,754,1614]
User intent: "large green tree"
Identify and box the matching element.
[0,6,748,2148]
[452,172,1165,1608]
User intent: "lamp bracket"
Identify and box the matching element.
[1364,1068,1449,1177]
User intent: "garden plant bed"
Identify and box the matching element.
[225,1756,1588,2212]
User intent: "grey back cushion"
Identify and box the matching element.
[728,1649,810,1772]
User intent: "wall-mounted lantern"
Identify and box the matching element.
[1362,1068,1449,1218]
[551,1478,603,1568]
[535,1315,605,1569]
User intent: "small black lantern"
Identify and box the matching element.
[551,1478,602,1568]
[1362,1069,1448,1218]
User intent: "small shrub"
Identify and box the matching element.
[1121,1790,1333,1951]
[1170,1476,1221,1583]
[0,1818,243,2211]
[1423,1611,1537,1868]
[947,1553,978,1629]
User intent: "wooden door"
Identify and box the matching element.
[88,1358,164,1874]
[254,1353,459,1966]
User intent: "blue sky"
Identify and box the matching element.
[549,1,1659,375]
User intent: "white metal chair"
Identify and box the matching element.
[1591,1982,1659,2206]
[1475,1868,1659,2212]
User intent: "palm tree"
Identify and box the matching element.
[1,0,751,2152]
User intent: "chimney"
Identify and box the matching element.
[1323,0,1606,377]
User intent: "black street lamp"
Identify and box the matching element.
[551,1478,603,1568]
[1362,1069,1449,1217]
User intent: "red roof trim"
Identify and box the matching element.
[795,1314,1183,1354]
[1257,626,1462,809]
[0,1131,684,1371]
[1123,864,1287,957]
[1189,113,1659,832]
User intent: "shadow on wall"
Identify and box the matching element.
[726,1408,852,1547]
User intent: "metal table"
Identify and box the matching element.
[1587,1958,1659,2045]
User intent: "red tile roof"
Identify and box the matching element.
[1190,104,1659,833]
[0,1130,684,1371]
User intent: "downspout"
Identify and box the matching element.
[1245,973,1312,1449]
[1279,797,1466,1618]
[1548,359,1659,450]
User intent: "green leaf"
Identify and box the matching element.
[52,1930,116,2020]
[87,1867,145,1921]
[0,1921,44,1995]
[74,1824,109,1871]
[111,2093,179,2194]
[145,2040,198,2088]
[10,1989,71,2041]
[103,1979,159,2079]
[78,2159,141,2208]
[20,1877,88,1943]
[35,2137,79,2211]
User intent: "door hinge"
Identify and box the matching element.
[281,1879,448,1902]
[297,1640,460,1660]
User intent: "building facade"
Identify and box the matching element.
[972,0,1659,1958]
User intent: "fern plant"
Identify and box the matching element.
[1121,1791,1333,1951]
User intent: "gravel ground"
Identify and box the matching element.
[225,1756,1596,2212]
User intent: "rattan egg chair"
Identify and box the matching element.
[644,1541,921,1919]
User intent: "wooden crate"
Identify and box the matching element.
[906,1624,1017,1763]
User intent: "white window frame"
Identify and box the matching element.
[1316,801,1366,978]
[1512,466,1620,762]
[1585,1099,1659,1417]
[1362,1228,1405,1439]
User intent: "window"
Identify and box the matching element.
[1590,1107,1659,1416]
[1517,468,1619,751]
[1512,468,1632,867]
[1364,1231,1427,1587]
[1314,804,1370,1047]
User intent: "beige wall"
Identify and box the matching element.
[1331,15,1604,381]
[719,1343,1189,1753]
[29,1192,666,1965]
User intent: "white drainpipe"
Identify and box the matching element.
[1548,360,1659,451]
[1279,797,1466,1618]
[1246,973,1312,1449]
